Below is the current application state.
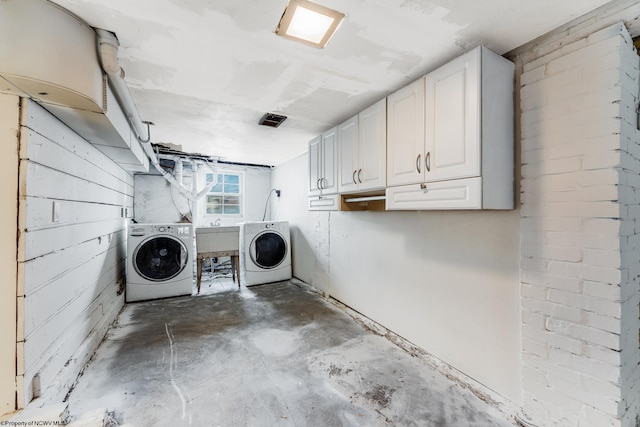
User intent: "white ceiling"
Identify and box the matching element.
[50,0,612,166]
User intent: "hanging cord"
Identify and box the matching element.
[169,182,192,222]
[262,189,277,221]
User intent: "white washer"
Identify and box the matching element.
[126,223,194,302]
[240,221,292,286]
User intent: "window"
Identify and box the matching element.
[204,172,242,216]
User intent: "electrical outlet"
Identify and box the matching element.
[32,373,41,399]
[52,201,60,222]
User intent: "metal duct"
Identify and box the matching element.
[0,0,152,171]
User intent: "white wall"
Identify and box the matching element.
[270,154,331,291]
[133,172,190,224]
[16,100,130,407]
[516,22,640,427]
[271,154,522,403]
[134,162,272,226]
[0,94,19,416]
[620,93,640,427]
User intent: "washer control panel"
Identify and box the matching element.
[129,224,193,236]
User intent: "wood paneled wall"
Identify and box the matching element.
[0,94,20,416]
[16,100,132,406]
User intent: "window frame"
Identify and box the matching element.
[202,170,244,218]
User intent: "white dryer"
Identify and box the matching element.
[126,223,194,302]
[240,221,292,286]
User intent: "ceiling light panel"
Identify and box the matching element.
[276,0,345,48]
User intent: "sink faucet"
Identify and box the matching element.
[214,218,221,226]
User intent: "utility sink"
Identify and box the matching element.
[195,226,240,253]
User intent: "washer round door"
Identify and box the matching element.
[250,231,287,269]
[133,236,189,282]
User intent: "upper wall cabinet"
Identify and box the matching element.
[308,126,338,197]
[387,46,514,210]
[338,99,387,194]
[337,115,358,193]
[425,48,480,182]
[387,77,425,187]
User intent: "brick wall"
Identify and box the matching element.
[618,27,640,427]
[519,22,639,427]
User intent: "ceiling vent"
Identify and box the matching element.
[259,113,287,128]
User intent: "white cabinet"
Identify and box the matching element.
[308,135,322,195]
[425,47,480,182]
[358,99,387,191]
[308,126,337,196]
[338,98,387,194]
[308,194,340,211]
[387,177,482,210]
[387,46,514,210]
[337,115,358,193]
[387,77,425,186]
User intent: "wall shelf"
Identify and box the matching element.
[340,192,386,211]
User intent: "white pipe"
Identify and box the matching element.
[153,160,195,201]
[95,29,120,75]
[95,28,158,165]
[95,30,214,200]
[195,161,218,200]
[175,157,184,188]
[144,140,159,165]
[152,155,219,203]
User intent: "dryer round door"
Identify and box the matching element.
[249,231,287,269]
[133,236,189,282]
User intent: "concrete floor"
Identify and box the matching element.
[66,279,515,426]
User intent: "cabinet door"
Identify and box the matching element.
[320,127,337,194]
[426,47,480,182]
[358,98,386,191]
[387,78,425,187]
[337,115,359,193]
[308,135,322,196]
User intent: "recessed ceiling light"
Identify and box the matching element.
[275,0,344,48]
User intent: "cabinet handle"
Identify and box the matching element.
[357,169,362,183]
[425,152,431,172]
[317,178,321,190]
[352,170,357,185]
[416,154,421,174]
[321,178,327,189]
